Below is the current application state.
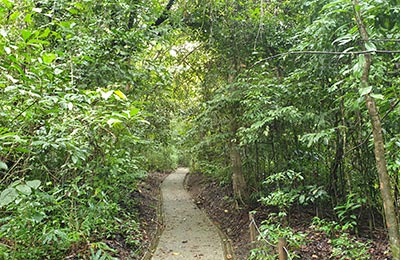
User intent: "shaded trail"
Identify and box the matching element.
[151,168,225,260]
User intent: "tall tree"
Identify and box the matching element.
[352,0,400,257]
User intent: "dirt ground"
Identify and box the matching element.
[135,171,170,258]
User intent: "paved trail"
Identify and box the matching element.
[151,168,225,260]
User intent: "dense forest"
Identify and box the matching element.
[1,0,400,259]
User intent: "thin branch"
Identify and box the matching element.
[255,49,400,64]
[344,98,400,156]
[1,157,23,184]
[382,99,400,121]
[254,0,265,50]
[178,43,205,64]
[11,100,38,124]
[153,0,176,26]
[367,39,400,42]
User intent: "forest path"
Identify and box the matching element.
[151,167,225,260]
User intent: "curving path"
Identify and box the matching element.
[151,168,225,260]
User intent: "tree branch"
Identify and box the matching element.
[153,0,176,26]
[255,49,400,64]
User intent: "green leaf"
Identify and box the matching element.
[2,0,14,9]
[26,180,41,189]
[24,12,32,23]
[365,42,377,52]
[130,107,140,117]
[353,55,365,77]
[42,53,57,64]
[370,93,384,100]
[321,0,349,12]
[16,184,32,195]
[252,120,265,129]
[0,161,8,170]
[0,187,18,208]
[359,86,372,96]
[107,118,123,127]
[31,212,46,223]
[39,28,51,39]
[21,29,33,41]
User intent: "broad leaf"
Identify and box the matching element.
[107,118,123,127]
[0,187,18,208]
[21,29,33,41]
[0,161,8,170]
[42,53,57,64]
[16,184,32,195]
[359,86,372,96]
[26,180,41,189]
[370,93,384,100]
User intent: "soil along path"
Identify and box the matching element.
[151,168,225,260]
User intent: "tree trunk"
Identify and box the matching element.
[365,94,400,257]
[228,73,248,204]
[230,142,248,204]
[353,1,400,258]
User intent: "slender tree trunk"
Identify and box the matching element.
[228,73,248,205]
[353,1,400,258]
[229,107,248,204]
[230,141,248,204]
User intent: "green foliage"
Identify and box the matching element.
[179,0,400,256]
[0,179,41,208]
[0,175,144,259]
[1,0,399,257]
[0,0,185,258]
[89,242,118,260]
[334,193,366,233]
[249,218,306,260]
[145,145,179,171]
[330,233,370,260]
[259,170,304,221]
[311,217,371,259]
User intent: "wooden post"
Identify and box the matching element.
[278,237,288,260]
[249,212,256,244]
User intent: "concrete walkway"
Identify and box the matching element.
[151,168,225,260]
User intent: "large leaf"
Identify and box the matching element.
[21,29,33,41]
[107,118,123,127]
[359,86,372,96]
[0,161,8,171]
[42,53,57,64]
[0,187,18,208]
[352,55,365,78]
[27,180,41,189]
[16,184,32,195]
